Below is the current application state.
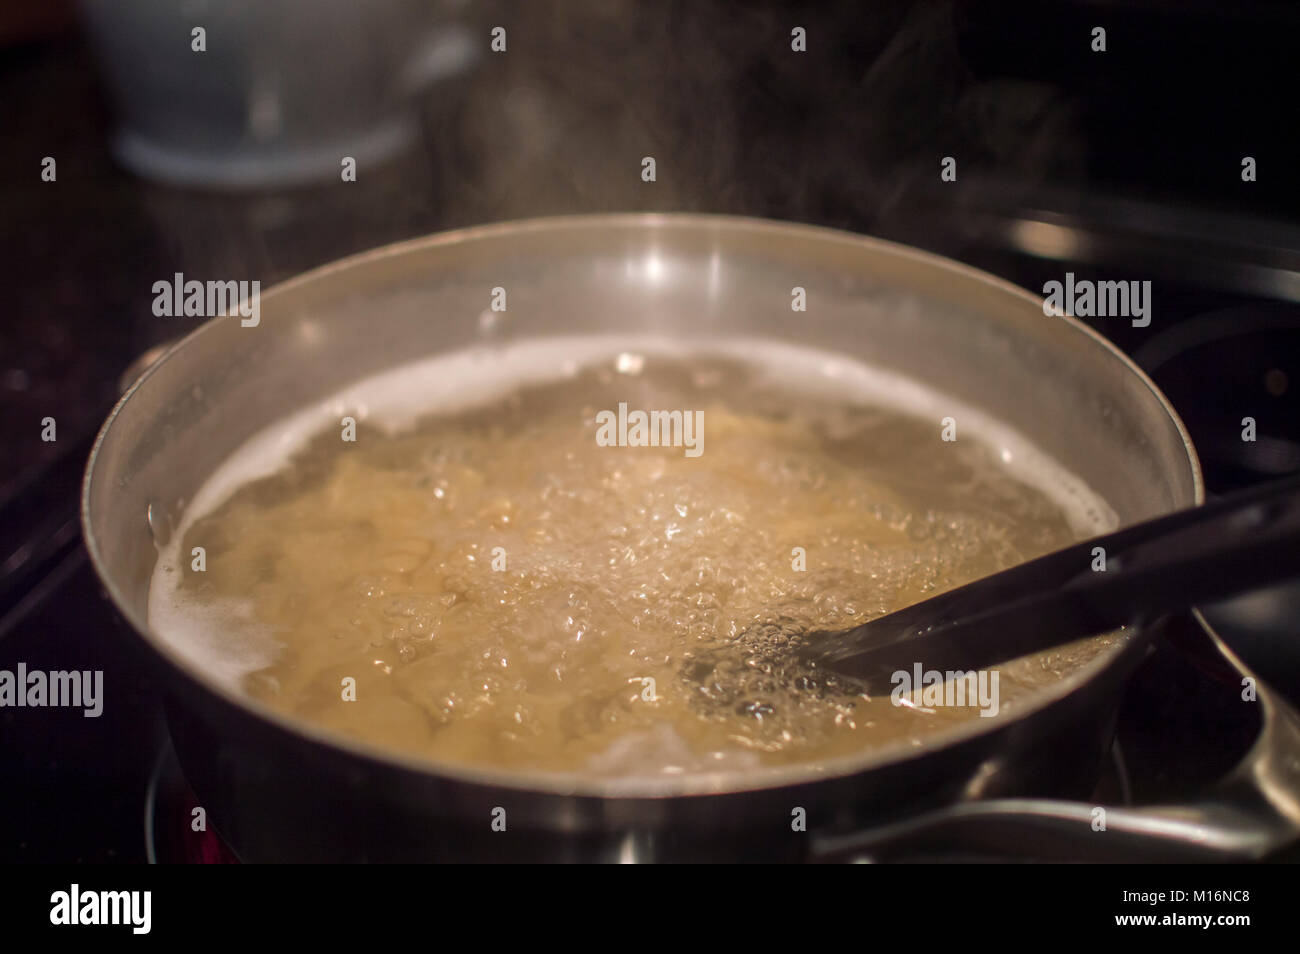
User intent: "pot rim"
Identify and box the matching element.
[81,211,1205,799]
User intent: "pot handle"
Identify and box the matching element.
[812,630,1300,863]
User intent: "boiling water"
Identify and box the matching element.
[148,338,1117,779]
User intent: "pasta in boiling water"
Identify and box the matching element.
[149,342,1115,779]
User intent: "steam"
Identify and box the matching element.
[126,0,1085,298]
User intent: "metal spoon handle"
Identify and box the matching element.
[816,472,1300,686]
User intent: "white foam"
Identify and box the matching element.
[147,335,1118,687]
[145,581,279,692]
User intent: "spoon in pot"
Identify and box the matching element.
[797,472,1300,694]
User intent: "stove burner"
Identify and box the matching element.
[144,742,239,865]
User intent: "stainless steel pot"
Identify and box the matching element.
[81,214,1298,861]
